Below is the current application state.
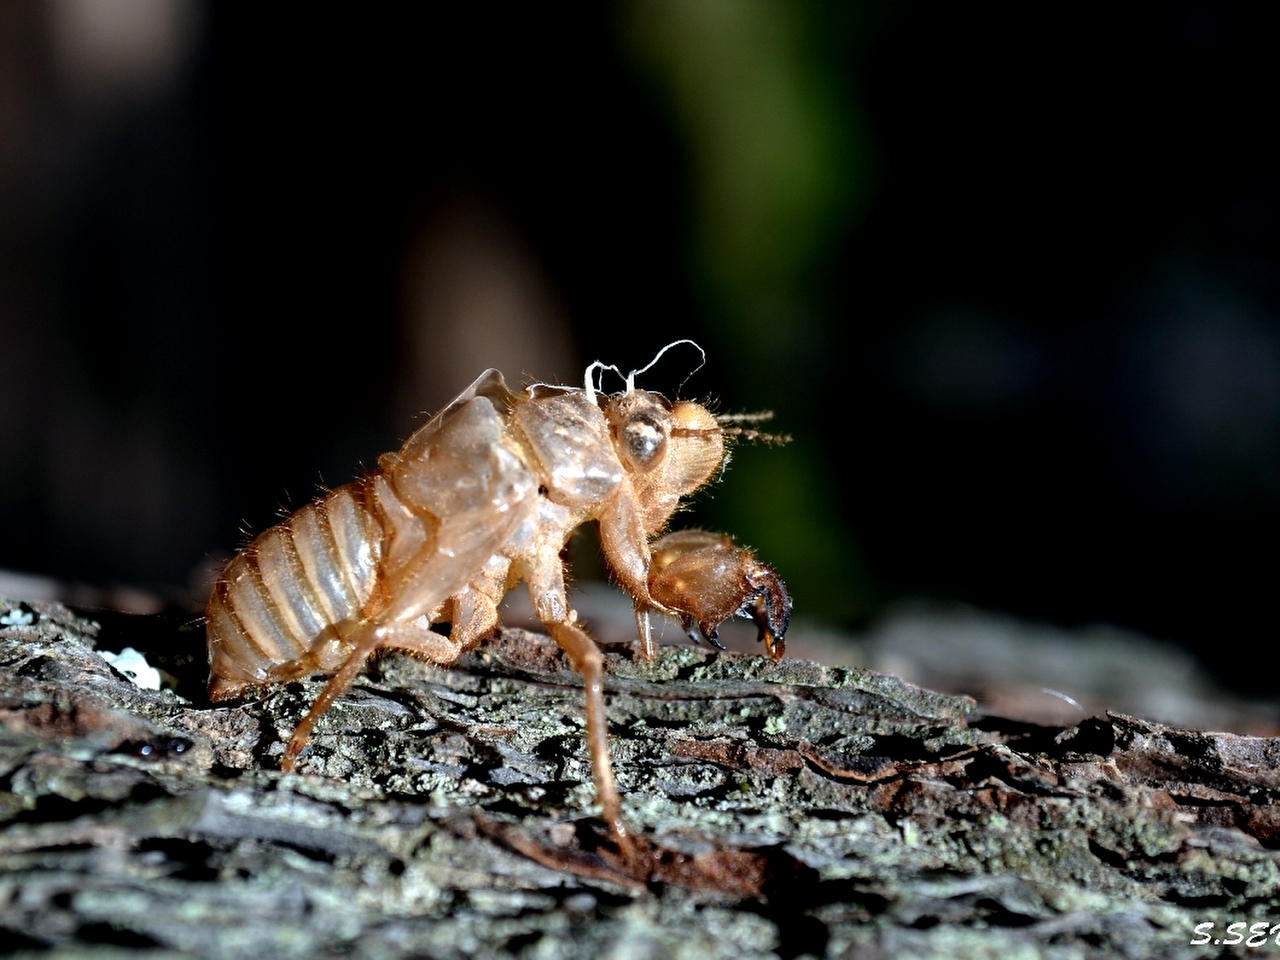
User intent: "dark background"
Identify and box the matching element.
[1,3,1276,690]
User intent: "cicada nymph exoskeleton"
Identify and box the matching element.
[206,343,792,855]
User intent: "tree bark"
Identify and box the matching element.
[1,595,1276,958]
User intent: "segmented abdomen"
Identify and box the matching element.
[206,483,384,697]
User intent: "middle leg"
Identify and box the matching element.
[524,562,634,855]
[545,617,631,855]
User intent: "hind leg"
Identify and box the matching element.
[282,621,386,771]
[280,589,501,772]
[280,617,465,772]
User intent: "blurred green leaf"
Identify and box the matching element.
[621,0,876,621]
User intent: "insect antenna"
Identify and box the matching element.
[715,410,790,444]
[721,427,792,444]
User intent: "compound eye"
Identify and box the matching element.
[621,416,668,472]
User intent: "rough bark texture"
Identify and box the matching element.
[1,595,1278,959]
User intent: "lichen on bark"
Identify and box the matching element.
[1,595,1277,958]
